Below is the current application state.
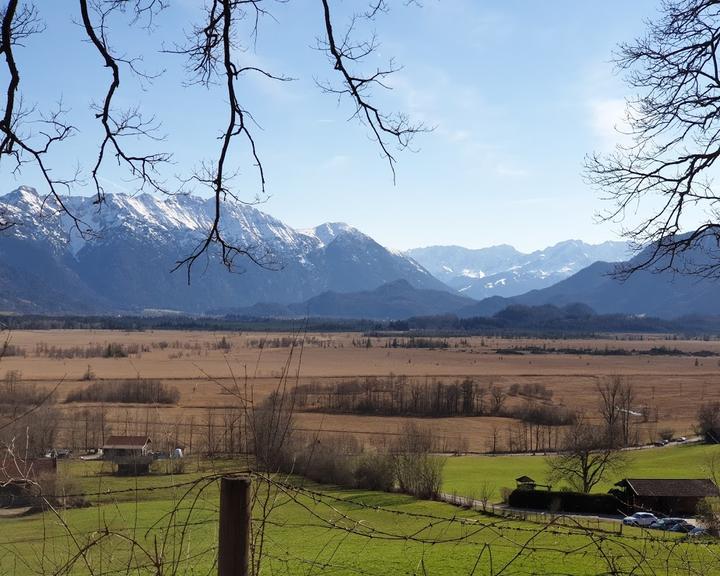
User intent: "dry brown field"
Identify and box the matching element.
[2,329,720,452]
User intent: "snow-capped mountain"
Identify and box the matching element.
[458,231,720,319]
[0,187,447,313]
[407,240,630,299]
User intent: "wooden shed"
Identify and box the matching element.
[614,478,719,516]
[102,436,153,475]
[516,476,537,490]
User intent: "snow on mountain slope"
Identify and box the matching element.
[407,239,631,299]
[0,187,450,313]
[302,222,359,247]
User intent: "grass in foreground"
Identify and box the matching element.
[1,458,719,575]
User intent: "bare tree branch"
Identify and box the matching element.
[317,0,427,182]
[78,0,171,205]
[0,1,425,282]
[587,0,720,278]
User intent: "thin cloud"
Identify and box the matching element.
[588,97,630,150]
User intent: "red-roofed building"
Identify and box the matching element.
[102,436,153,475]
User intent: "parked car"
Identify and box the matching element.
[687,527,710,537]
[44,448,72,459]
[668,522,694,533]
[622,512,658,526]
[649,517,687,530]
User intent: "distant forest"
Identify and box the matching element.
[3,303,720,337]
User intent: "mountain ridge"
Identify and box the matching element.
[215,279,476,320]
[407,239,630,299]
[0,187,449,314]
[459,234,720,319]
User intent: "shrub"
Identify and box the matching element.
[152,458,186,475]
[354,453,395,492]
[696,497,720,536]
[507,489,627,515]
[288,435,359,487]
[697,402,720,443]
[391,423,444,499]
[38,473,89,509]
[499,487,513,504]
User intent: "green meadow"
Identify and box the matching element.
[443,443,720,500]
[1,449,720,575]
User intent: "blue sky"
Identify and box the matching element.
[5,0,662,252]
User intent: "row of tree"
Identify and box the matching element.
[293,377,576,427]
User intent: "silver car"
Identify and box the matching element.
[622,512,658,527]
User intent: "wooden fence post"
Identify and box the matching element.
[219,476,251,576]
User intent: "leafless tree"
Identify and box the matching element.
[476,480,494,512]
[547,418,626,494]
[697,400,720,442]
[587,0,720,278]
[489,384,507,415]
[597,376,636,447]
[391,421,444,500]
[0,1,425,280]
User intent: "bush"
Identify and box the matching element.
[296,441,357,487]
[697,402,720,443]
[507,489,627,515]
[499,487,513,504]
[152,458,186,475]
[354,453,395,491]
[696,497,720,536]
[393,453,444,499]
[275,423,445,500]
[391,422,445,499]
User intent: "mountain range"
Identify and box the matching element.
[2,186,720,320]
[458,236,720,320]
[0,187,444,314]
[407,241,630,299]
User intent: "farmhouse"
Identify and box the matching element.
[613,478,719,516]
[0,454,57,508]
[102,436,153,475]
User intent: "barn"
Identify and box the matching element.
[102,436,153,475]
[613,478,719,516]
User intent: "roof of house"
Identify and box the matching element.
[103,436,151,450]
[0,457,56,483]
[516,476,536,483]
[616,478,719,498]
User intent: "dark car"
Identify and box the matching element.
[649,517,685,530]
[668,522,694,533]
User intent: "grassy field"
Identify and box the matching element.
[1,459,718,575]
[443,443,720,500]
[5,330,720,573]
[4,329,720,452]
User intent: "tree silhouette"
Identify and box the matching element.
[0,1,425,279]
[587,0,720,278]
